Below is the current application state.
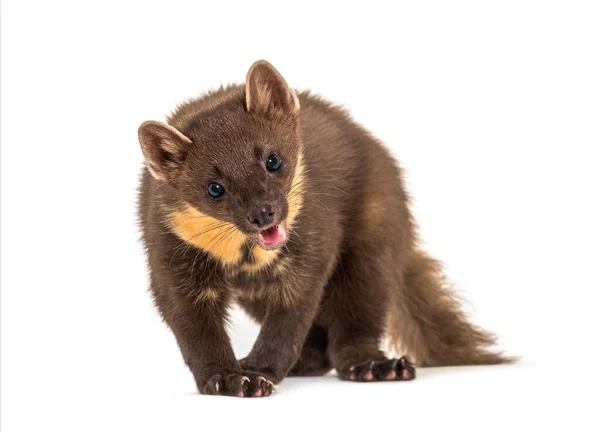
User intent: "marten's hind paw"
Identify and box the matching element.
[338,357,416,382]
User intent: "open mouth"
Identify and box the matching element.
[257,222,287,250]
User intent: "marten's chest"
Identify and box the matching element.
[227,255,300,308]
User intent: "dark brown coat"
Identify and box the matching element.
[137,60,511,397]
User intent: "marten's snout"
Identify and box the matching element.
[247,203,276,229]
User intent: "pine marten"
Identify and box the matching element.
[137,60,511,397]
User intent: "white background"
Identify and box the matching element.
[2,1,599,430]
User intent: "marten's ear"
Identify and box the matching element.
[138,121,191,181]
[245,60,299,116]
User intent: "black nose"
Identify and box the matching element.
[248,203,275,228]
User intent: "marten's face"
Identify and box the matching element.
[175,104,303,252]
[138,61,304,266]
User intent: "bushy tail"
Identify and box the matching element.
[387,250,514,366]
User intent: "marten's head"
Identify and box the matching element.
[138,61,304,266]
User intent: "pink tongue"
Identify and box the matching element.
[260,226,281,243]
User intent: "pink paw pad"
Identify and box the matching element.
[385,370,397,380]
[341,357,416,382]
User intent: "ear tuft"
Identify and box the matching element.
[138,121,191,181]
[245,60,299,116]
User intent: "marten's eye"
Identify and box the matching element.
[266,154,282,172]
[207,182,224,198]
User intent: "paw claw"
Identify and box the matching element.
[205,372,275,397]
[362,361,375,380]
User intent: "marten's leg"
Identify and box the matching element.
[237,298,330,378]
[161,287,275,397]
[287,325,332,377]
[323,247,416,382]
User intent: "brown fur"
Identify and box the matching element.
[137,60,512,397]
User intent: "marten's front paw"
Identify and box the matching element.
[338,357,416,382]
[238,357,282,383]
[202,372,275,397]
